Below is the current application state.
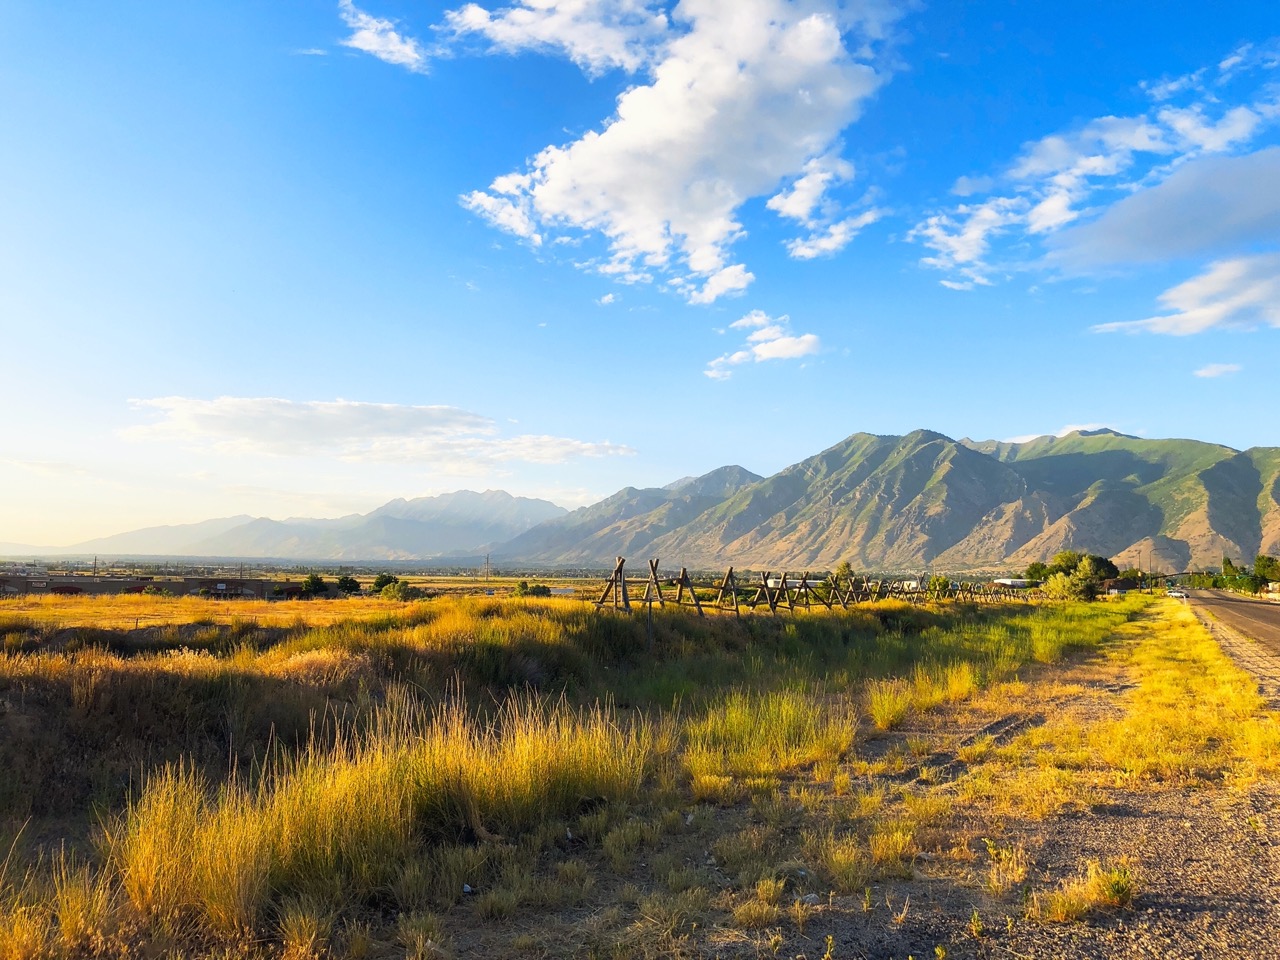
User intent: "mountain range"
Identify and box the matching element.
[5,429,1278,572]
[0,491,567,562]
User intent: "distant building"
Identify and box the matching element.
[993,578,1036,588]
[1102,577,1139,595]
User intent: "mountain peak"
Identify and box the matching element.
[664,465,763,499]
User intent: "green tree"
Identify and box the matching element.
[371,572,398,592]
[513,580,552,597]
[1118,568,1143,582]
[1047,551,1084,577]
[1084,555,1119,581]
[301,573,326,597]
[1024,561,1050,582]
[1042,569,1097,601]
[380,580,425,601]
[1256,554,1280,582]
[834,560,853,582]
[336,575,360,594]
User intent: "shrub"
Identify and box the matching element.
[512,581,552,598]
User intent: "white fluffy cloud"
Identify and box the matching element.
[459,188,543,245]
[704,309,820,379]
[453,0,895,303]
[911,45,1280,289]
[1093,253,1280,335]
[1193,363,1242,378]
[124,397,632,464]
[339,0,429,72]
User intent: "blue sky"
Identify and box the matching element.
[2,1,1278,544]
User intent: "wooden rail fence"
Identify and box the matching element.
[593,557,1028,615]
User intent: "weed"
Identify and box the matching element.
[811,833,869,893]
[869,824,915,877]
[867,679,911,730]
[732,898,780,928]
[983,838,1029,897]
[278,896,335,959]
[50,854,117,951]
[968,908,984,938]
[602,821,647,872]
[397,911,449,959]
[955,735,994,764]
[1027,859,1138,922]
[790,897,812,934]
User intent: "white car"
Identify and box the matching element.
[1168,589,1187,599]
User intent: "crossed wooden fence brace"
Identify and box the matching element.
[594,558,1026,615]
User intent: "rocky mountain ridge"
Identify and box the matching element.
[496,429,1280,572]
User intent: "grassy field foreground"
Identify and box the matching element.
[1,593,1276,958]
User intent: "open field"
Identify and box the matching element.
[1,592,1278,958]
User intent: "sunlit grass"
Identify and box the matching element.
[101,695,652,935]
[1026,859,1138,921]
[0,590,1194,953]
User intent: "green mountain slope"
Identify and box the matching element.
[647,431,1033,569]
[494,466,763,564]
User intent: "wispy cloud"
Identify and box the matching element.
[1048,147,1280,269]
[910,41,1280,290]
[596,292,617,305]
[1193,363,1242,378]
[123,397,633,465]
[705,310,820,380]
[444,0,670,76]
[338,0,429,73]
[1093,253,1280,335]
[2,458,92,479]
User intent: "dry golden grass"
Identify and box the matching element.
[2,592,399,630]
[9,591,1252,956]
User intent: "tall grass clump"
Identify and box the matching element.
[0,873,43,960]
[1027,859,1138,921]
[867,679,912,730]
[103,693,654,937]
[684,688,855,783]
